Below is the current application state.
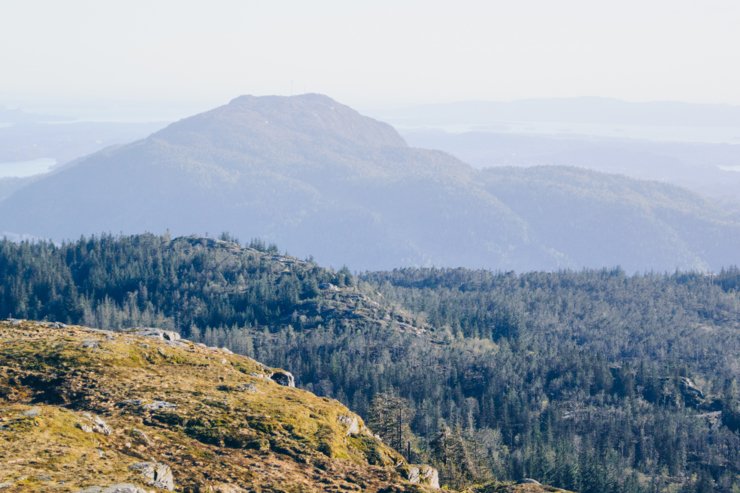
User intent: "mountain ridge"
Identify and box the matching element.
[0,94,737,272]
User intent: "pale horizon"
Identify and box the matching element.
[2,0,740,120]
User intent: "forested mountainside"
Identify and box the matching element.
[400,128,740,206]
[0,235,738,492]
[1,94,739,272]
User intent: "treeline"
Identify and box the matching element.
[0,233,350,333]
[0,235,738,492]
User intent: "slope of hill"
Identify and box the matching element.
[0,235,737,492]
[0,319,442,492]
[400,128,740,208]
[0,94,738,271]
[481,166,739,270]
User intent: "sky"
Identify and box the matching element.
[2,0,740,119]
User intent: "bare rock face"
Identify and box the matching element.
[270,370,295,387]
[405,465,440,489]
[679,377,705,407]
[127,327,181,342]
[129,462,174,491]
[337,414,361,435]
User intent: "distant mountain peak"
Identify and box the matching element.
[227,92,336,106]
[156,93,407,152]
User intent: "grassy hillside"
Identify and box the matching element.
[0,319,441,492]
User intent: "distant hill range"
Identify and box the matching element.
[0,94,738,272]
[373,97,740,132]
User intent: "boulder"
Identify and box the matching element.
[337,414,361,435]
[405,465,440,489]
[236,383,258,393]
[23,407,41,418]
[77,413,112,435]
[130,428,151,446]
[82,340,100,349]
[129,461,174,491]
[520,478,542,485]
[270,371,295,387]
[143,400,177,411]
[128,328,181,342]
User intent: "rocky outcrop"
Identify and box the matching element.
[270,370,295,387]
[76,412,112,435]
[520,478,542,485]
[127,327,181,342]
[143,400,177,411]
[405,465,440,489]
[129,462,174,491]
[679,377,705,407]
[338,414,362,435]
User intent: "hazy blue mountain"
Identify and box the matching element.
[0,120,167,167]
[0,94,738,272]
[0,105,71,124]
[401,129,740,207]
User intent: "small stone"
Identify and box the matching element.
[77,423,94,433]
[236,383,258,393]
[82,340,100,349]
[130,428,151,446]
[143,400,177,411]
[79,412,112,435]
[117,399,143,408]
[23,407,41,418]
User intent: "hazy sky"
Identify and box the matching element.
[2,0,740,118]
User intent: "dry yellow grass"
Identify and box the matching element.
[0,320,435,492]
